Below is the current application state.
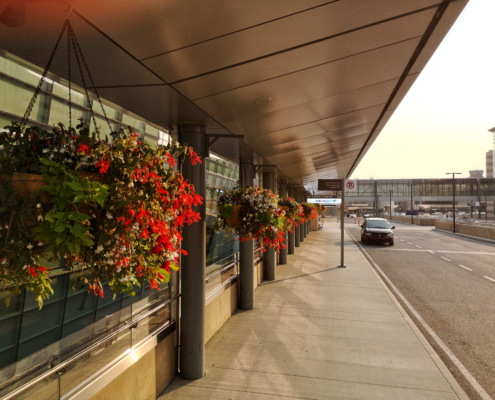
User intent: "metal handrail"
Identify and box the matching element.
[1,294,180,400]
[205,260,237,282]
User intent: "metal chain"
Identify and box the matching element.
[67,16,72,130]
[68,23,99,135]
[69,23,113,134]
[20,20,69,132]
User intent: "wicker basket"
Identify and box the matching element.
[220,205,242,228]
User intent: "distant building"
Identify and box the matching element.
[487,150,494,178]
[469,169,484,178]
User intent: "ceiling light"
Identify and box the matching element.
[253,97,272,105]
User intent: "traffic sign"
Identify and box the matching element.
[345,179,357,191]
[318,179,342,191]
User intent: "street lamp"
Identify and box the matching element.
[407,183,414,224]
[389,190,392,221]
[446,172,461,233]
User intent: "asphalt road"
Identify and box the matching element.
[345,220,495,400]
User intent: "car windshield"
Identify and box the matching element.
[367,220,390,229]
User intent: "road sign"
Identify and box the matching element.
[318,179,342,191]
[345,179,357,191]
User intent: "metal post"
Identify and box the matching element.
[389,190,392,220]
[279,180,288,265]
[410,183,413,225]
[288,184,296,254]
[339,179,346,268]
[374,180,378,216]
[477,178,481,220]
[453,176,456,233]
[446,172,461,233]
[239,157,255,310]
[179,124,207,380]
[263,166,277,280]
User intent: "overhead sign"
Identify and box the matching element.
[308,198,341,205]
[318,179,342,191]
[345,179,357,192]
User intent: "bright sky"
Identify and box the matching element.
[353,0,495,180]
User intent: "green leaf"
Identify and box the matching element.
[65,182,84,191]
[54,225,65,233]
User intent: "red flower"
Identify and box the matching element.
[189,149,202,166]
[77,144,91,155]
[28,266,37,277]
[95,157,110,174]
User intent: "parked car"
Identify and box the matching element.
[348,214,357,218]
[360,218,395,246]
[432,212,442,216]
[363,214,374,219]
[399,213,406,216]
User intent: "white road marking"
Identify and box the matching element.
[417,233,424,236]
[370,249,495,255]
[407,242,413,245]
[450,243,463,247]
[484,276,495,283]
[428,251,435,254]
[441,257,451,262]
[416,245,422,249]
[346,228,493,400]
[459,265,472,271]
[431,238,441,241]
[400,239,404,242]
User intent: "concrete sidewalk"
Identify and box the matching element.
[160,223,468,399]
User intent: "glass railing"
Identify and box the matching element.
[0,288,176,400]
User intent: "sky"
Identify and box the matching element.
[352,0,495,180]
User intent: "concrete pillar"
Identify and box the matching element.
[179,124,207,380]
[239,158,255,310]
[279,179,288,265]
[299,190,305,243]
[263,166,277,280]
[288,184,297,253]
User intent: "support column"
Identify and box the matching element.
[305,192,310,236]
[302,192,308,239]
[239,157,255,310]
[279,179,288,265]
[263,166,277,280]
[288,184,296,254]
[299,190,305,243]
[180,124,207,380]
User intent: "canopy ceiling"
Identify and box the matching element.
[0,0,468,191]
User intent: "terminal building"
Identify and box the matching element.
[0,1,476,399]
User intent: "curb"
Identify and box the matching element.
[432,229,495,246]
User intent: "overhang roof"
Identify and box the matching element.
[0,0,468,191]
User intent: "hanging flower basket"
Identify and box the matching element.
[213,186,287,251]
[301,202,318,220]
[218,205,242,228]
[0,121,203,308]
[278,197,301,220]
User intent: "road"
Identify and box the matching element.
[345,220,495,400]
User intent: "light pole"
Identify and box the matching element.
[407,183,413,224]
[446,172,461,233]
[389,190,392,220]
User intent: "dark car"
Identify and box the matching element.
[361,218,395,246]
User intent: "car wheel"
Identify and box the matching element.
[389,241,394,246]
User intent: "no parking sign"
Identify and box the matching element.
[345,179,357,192]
